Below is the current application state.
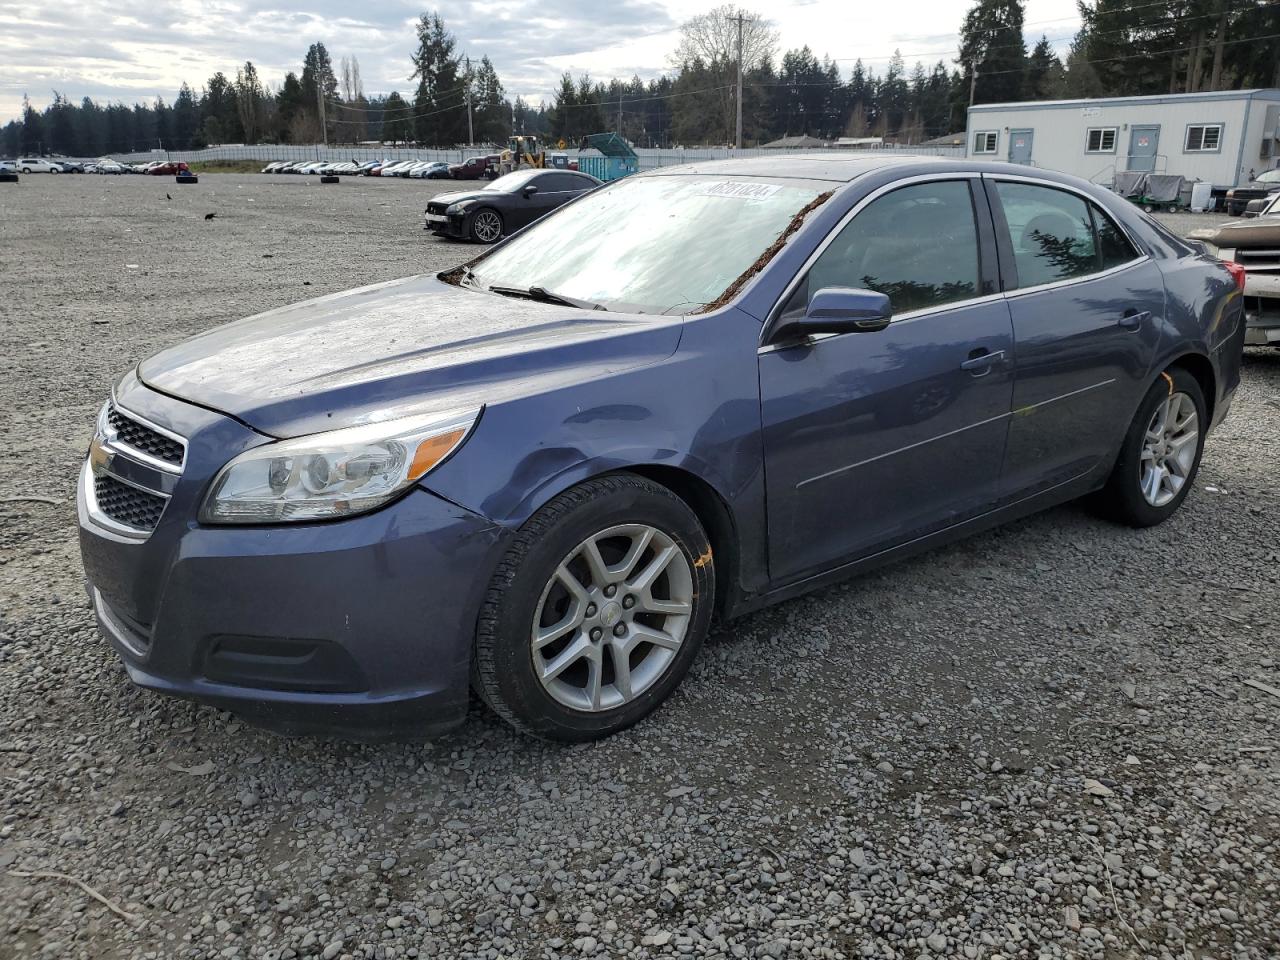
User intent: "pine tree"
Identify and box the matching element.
[1023,35,1062,100]
[410,13,466,145]
[958,0,1028,105]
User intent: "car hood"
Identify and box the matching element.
[1188,218,1280,248]
[429,188,496,206]
[137,275,683,438]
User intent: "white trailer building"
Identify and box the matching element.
[964,89,1280,189]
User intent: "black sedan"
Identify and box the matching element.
[425,169,601,243]
[1225,168,1280,215]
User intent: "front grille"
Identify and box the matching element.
[1234,249,1280,273]
[107,404,184,466]
[426,201,447,215]
[94,474,167,531]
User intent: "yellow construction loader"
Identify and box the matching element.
[498,135,546,175]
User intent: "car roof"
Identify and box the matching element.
[643,153,948,183]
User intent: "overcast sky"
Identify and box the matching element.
[0,0,1083,124]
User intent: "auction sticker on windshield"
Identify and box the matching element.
[700,181,783,201]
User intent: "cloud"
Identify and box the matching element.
[0,0,1081,122]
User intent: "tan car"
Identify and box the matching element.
[1190,203,1280,347]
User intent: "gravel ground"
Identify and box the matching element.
[1,174,1278,960]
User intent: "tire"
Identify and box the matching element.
[1095,367,1206,527]
[473,474,715,742]
[20,168,31,174]
[468,207,503,244]
[49,167,59,174]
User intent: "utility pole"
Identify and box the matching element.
[618,93,623,136]
[317,82,328,148]
[729,12,747,149]
[464,56,474,146]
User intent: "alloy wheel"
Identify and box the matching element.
[472,210,502,243]
[1139,391,1199,507]
[531,524,693,713]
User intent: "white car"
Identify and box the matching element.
[18,158,63,174]
[94,159,126,175]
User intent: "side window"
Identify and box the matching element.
[785,180,981,317]
[545,173,587,191]
[994,181,1098,289]
[1091,204,1141,269]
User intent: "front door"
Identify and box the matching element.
[759,177,1014,584]
[1009,129,1034,165]
[1127,125,1161,172]
[985,177,1164,500]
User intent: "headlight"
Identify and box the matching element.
[445,202,470,215]
[201,408,480,524]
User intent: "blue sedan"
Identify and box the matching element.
[78,155,1246,741]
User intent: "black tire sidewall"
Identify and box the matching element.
[477,477,715,741]
[1106,368,1207,527]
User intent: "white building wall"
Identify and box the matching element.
[965,91,1280,188]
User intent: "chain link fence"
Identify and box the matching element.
[113,142,965,172]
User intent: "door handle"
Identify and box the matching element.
[960,348,1006,374]
[1119,309,1150,331]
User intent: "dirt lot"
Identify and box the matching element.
[1,174,1278,960]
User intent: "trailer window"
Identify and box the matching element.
[973,131,998,154]
[1185,124,1222,152]
[1085,128,1117,153]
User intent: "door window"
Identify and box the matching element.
[785,180,981,317]
[994,181,1099,288]
[1091,204,1141,269]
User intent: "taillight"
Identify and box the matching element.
[1224,260,1247,292]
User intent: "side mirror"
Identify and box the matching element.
[522,184,539,198]
[769,287,892,343]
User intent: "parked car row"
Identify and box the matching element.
[260,157,503,180]
[4,157,193,175]
[262,159,453,179]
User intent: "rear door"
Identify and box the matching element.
[758,175,1015,583]
[984,176,1164,501]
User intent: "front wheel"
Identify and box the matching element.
[468,208,503,243]
[49,167,59,174]
[473,475,715,741]
[1095,368,1206,527]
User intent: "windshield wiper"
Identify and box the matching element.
[487,284,608,311]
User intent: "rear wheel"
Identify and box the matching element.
[469,208,503,244]
[473,475,715,741]
[1095,368,1206,527]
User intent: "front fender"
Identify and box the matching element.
[419,308,771,596]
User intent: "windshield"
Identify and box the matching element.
[1257,169,1280,183]
[484,169,539,192]
[468,175,827,312]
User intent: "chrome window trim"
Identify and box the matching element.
[1000,257,1150,301]
[107,394,188,474]
[756,170,1156,357]
[760,172,986,351]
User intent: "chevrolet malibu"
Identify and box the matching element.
[79,156,1246,742]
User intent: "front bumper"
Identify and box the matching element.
[1241,279,1280,344]
[425,210,468,238]
[78,379,507,739]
